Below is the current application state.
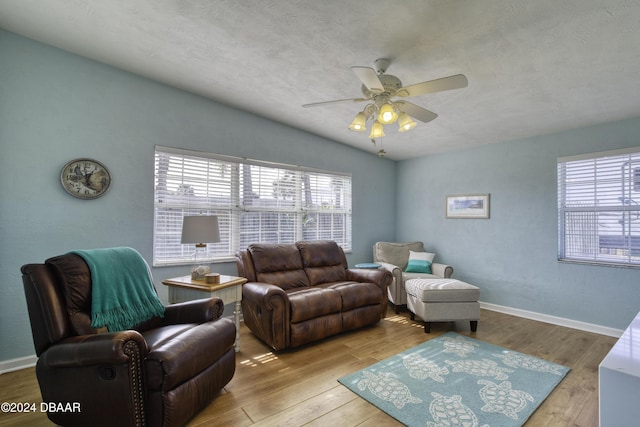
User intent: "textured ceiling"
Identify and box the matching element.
[2,0,640,160]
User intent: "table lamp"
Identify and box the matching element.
[180,215,220,280]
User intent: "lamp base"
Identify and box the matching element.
[190,244,211,280]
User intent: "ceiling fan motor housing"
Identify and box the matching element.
[361,74,403,98]
[373,58,391,74]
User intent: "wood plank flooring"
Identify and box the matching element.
[0,308,617,427]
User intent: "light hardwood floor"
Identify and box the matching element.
[0,308,617,427]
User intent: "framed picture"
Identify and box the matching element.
[446,194,490,219]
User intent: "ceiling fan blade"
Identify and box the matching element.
[397,74,468,98]
[351,66,384,93]
[395,101,438,123]
[302,97,368,108]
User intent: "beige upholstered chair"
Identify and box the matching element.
[373,241,453,313]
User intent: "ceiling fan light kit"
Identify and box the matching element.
[377,103,398,124]
[303,58,467,152]
[397,112,417,132]
[348,112,368,132]
[369,121,385,139]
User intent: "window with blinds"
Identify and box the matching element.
[153,146,352,266]
[557,147,640,267]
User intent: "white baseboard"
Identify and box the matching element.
[0,355,37,374]
[480,301,624,338]
[0,305,623,373]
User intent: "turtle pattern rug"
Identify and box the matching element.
[338,332,570,427]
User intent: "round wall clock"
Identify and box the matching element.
[60,158,112,199]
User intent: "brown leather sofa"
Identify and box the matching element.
[21,252,236,427]
[236,240,393,351]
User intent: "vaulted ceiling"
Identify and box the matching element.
[2,1,640,160]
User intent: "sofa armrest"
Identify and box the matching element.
[163,297,225,325]
[346,268,393,292]
[432,262,454,278]
[242,282,289,305]
[41,330,148,368]
[241,282,291,350]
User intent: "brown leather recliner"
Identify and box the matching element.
[21,252,236,427]
[236,240,392,351]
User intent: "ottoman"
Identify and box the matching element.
[405,278,480,333]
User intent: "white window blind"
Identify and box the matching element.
[558,147,640,267]
[153,146,352,266]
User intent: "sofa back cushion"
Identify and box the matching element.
[374,241,425,270]
[297,240,347,286]
[248,243,310,290]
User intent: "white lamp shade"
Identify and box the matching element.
[398,112,417,132]
[368,121,385,139]
[377,103,398,124]
[348,112,367,132]
[181,216,220,244]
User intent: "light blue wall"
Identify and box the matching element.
[4,28,639,364]
[397,118,640,330]
[0,30,396,361]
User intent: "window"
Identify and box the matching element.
[153,146,352,266]
[558,147,640,267]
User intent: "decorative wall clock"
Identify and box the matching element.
[60,158,112,199]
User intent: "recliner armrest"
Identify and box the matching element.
[41,330,148,368]
[163,297,225,325]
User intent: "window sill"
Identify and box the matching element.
[557,258,640,270]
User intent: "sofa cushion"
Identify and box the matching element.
[255,270,310,290]
[305,265,347,286]
[290,314,343,348]
[249,243,303,272]
[297,240,348,285]
[288,288,342,323]
[405,251,435,273]
[297,240,345,268]
[248,243,309,290]
[325,281,382,311]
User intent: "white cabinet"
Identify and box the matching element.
[599,311,640,426]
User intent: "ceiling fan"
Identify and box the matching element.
[302,58,468,140]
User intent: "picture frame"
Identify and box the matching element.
[446,194,490,219]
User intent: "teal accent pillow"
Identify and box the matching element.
[404,251,435,274]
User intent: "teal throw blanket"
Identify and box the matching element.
[70,247,165,332]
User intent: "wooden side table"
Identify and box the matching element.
[162,275,247,351]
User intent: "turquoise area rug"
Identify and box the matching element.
[338,332,570,427]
